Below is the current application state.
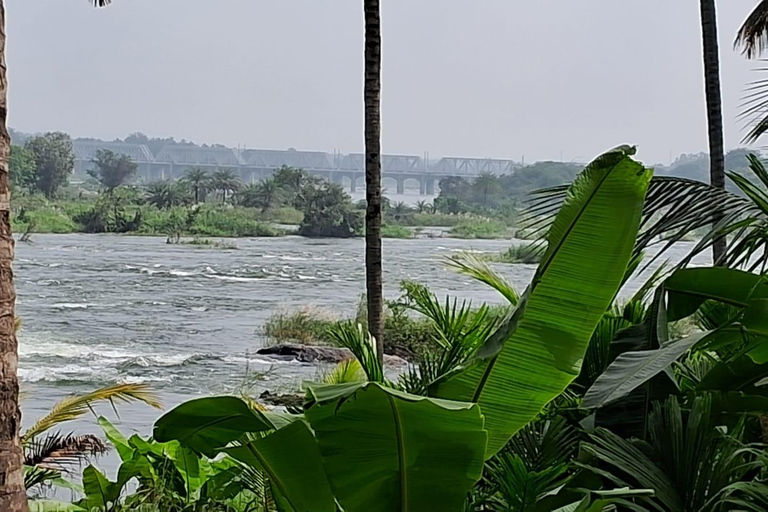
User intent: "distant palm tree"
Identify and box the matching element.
[415,200,431,214]
[699,0,727,262]
[211,168,241,203]
[1,2,112,509]
[474,172,500,207]
[183,167,210,204]
[364,0,384,363]
[392,201,410,217]
[238,178,283,212]
[146,181,191,209]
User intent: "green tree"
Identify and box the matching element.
[145,181,191,209]
[183,167,210,203]
[238,178,283,212]
[414,200,430,214]
[9,145,34,192]
[364,0,384,363]
[474,172,501,207]
[23,132,74,198]
[88,149,137,192]
[699,0,726,262]
[211,168,241,203]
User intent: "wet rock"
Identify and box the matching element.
[258,390,303,409]
[257,343,408,366]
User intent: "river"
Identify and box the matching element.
[16,233,701,481]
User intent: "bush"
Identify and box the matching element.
[493,243,543,264]
[449,218,509,239]
[13,207,78,234]
[381,225,412,239]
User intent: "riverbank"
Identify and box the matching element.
[14,199,519,239]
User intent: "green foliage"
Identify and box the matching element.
[435,162,582,216]
[10,144,36,192]
[449,218,509,239]
[581,396,768,511]
[380,224,412,238]
[24,132,75,198]
[298,182,363,237]
[144,182,192,209]
[182,167,211,204]
[210,169,241,203]
[433,147,651,457]
[88,150,138,191]
[488,243,544,264]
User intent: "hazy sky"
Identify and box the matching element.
[5,0,763,164]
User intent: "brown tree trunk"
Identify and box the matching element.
[700,0,727,264]
[0,3,26,511]
[364,0,384,363]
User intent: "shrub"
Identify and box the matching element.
[449,218,509,239]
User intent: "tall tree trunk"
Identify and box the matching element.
[0,3,26,511]
[700,0,727,263]
[364,0,384,363]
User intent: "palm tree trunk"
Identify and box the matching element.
[364,0,384,363]
[0,3,26,511]
[700,0,727,263]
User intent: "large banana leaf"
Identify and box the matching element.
[153,396,276,457]
[582,332,707,409]
[224,421,336,512]
[665,267,768,322]
[431,147,651,456]
[304,382,487,512]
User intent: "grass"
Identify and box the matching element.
[261,296,438,357]
[255,206,303,225]
[262,306,341,346]
[490,243,544,264]
[12,207,79,234]
[449,218,510,239]
[381,225,413,239]
[179,237,238,250]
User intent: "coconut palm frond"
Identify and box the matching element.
[446,252,519,305]
[326,322,383,383]
[91,0,112,6]
[24,465,61,490]
[22,383,162,444]
[321,359,366,385]
[735,1,768,59]
[524,176,751,268]
[25,433,108,469]
[740,64,768,143]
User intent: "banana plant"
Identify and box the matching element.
[152,146,652,511]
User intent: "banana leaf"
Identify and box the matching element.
[431,147,651,456]
[153,396,277,457]
[305,382,487,512]
[224,421,336,512]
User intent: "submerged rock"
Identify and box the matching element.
[259,390,304,409]
[257,343,408,366]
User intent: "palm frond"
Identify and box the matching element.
[321,359,366,385]
[326,322,383,382]
[25,432,108,469]
[24,465,62,490]
[447,252,519,305]
[91,1,113,7]
[398,281,498,395]
[22,383,162,444]
[525,175,752,269]
[736,1,768,59]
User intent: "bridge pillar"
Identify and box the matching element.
[426,178,436,195]
[419,177,426,195]
[350,174,357,193]
[396,177,405,195]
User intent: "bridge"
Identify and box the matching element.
[73,141,521,195]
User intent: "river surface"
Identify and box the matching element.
[16,234,702,481]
